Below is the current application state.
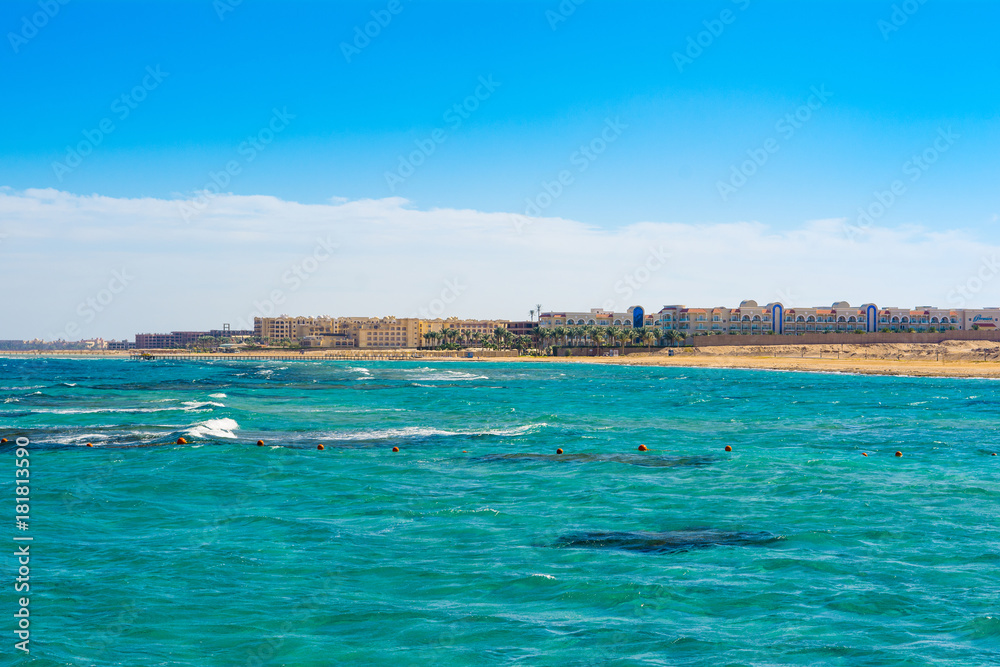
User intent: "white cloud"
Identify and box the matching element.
[0,188,998,340]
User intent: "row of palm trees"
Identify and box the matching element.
[422,327,535,352]
[535,325,686,353]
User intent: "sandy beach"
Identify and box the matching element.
[498,341,1000,379]
[8,340,1000,378]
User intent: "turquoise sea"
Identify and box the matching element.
[3,357,999,666]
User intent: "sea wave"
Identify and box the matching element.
[405,368,488,381]
[209,393,227,398]
[316,423,546,441]
[29,402,221,415]
[184,418,240,440]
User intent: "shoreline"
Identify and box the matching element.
[7,342,1000,378]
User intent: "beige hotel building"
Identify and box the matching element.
[541,301,1000,334]
[254,316,510,348]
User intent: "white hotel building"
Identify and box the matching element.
[540,301,1000,334]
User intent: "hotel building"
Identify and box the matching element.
[539,307,652,329]
[540,301,1000,335]
[253,316,512,348]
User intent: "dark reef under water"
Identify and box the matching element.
[554,529,783,554]
[478,452,717,468]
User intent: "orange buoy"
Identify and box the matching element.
[317,444,325,450]
[895,451,902,457]
[0,438,7,444]
[638,444,648,452]
[392,446,400,453]
[177,437,188,445]
[462,450,468,453]
[86,443,93,447]
[256,439,265,446]
[725,445,733,452]
[862,452,868,457]
[993,452,997,456]
[556,448,564,455]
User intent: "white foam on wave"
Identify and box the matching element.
[3,397,18,403]
[182,401,225,409]
[184,418,240,439]
[33,401,222,415]
[406,368,488,381]
[209,393,227,398]
[317,423,547,441]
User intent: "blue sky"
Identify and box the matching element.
[2,1,1000,338]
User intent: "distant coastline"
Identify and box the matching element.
[6,341,1000,379]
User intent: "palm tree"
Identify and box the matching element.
[642,329,657,353]
[664,329,683,347]
[552,326,567,349]
[605,326,623,354]
[492,326,507,349]
[540,327,558,351]
[593,331,607,356]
